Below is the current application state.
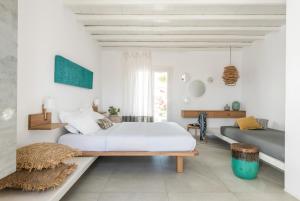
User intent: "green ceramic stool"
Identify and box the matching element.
[231,143,259,180]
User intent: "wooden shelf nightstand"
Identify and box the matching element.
[99,112,108,117]
[29,123,67,130]
[28,113,66,130]
[109,115,122,123]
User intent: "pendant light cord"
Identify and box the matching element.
[229,45,232,65]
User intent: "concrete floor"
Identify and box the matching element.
[61,137,298,201]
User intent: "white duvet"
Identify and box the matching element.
[58,122,196,152]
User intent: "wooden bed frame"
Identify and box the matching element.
[81,149,199,173]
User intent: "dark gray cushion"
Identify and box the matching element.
[221,126,285,162]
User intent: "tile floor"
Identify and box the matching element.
[61,136,298,201]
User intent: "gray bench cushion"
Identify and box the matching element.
[220,126,285,162]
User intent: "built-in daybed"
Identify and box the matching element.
[208,127,285,170]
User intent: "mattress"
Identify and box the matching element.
[58,122,196,152]
[220,126,285,162]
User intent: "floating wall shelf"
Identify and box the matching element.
[28,113,66,130]
[181,110,246,118]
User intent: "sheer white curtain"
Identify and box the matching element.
[122,50,153,122]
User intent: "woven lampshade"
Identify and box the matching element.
[222,65,239,86]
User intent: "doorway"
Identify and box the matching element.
[153,71,168,122]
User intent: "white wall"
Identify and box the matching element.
[101,49,243,128]
[285,0,300,199]
[0,0,17,179]
[18,0,102,146]
[241,26,286,130]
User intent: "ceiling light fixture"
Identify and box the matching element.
[222,46,239,86]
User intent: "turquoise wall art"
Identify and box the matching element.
[54,55,93,89]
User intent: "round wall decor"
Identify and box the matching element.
[188,80,206,97]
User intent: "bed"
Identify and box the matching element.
[59,122,198,173]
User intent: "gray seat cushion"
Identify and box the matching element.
[220,126,285,162]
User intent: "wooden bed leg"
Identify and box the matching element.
[176,156,184,173]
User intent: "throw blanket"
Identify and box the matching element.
[122,116,153,122]
[198,112,207,141]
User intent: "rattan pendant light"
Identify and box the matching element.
[222,46,239,86]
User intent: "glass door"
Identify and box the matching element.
[153,72,168,122]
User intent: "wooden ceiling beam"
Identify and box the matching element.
[77,14,285,27]
[86,26,280,35]
[93,35,264,42]
[64,0,285,6]
[64,0,285,15]
[64,0,286,48]
[97,41,251,48]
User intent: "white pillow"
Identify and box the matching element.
[91,111,106,120]
[80,108,106,121]
[79,107,94,114]
[64,125,80,134]
[59,111,82,134]
[59,111,81,123]
[68,114,100,135]
[59,110,105,134]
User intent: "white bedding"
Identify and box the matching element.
[58,122,196,152]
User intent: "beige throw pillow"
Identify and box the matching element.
[0,163,76,191]
[97,118,113,129]
[236,116,262,130]
[17,143,81,171]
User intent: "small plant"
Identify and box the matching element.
[108,106,120,116]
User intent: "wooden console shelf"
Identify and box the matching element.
[181,110,246,118]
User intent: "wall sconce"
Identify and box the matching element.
[207,77,214,84]
[181,73,190,83]
[92,98,100,112]
[42,97,55,120]
[183,97,190,104]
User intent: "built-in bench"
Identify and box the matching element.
[208,127,285,171]
[0,157,97,201]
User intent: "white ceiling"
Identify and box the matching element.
[64,0,286,49]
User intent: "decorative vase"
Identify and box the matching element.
[232,101,240,111]
[224,104,230,111]
[231,143,259,180]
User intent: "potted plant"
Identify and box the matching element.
[108,106,122,123]
[108,106,120,116]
